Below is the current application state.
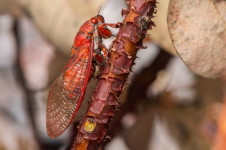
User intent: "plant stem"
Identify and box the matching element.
[73,0,157,149]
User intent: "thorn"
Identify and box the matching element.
[128,55,132,59]
[105,135,111,140]
[115,108,120,112]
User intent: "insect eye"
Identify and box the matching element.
[97,15,105,23]
[91,17,98,24]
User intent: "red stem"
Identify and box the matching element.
[73,0,157,149]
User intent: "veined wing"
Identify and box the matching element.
[46,41,93,138]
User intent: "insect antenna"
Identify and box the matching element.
[97,6,102,16]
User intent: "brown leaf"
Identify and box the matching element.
[168,0,226,78]
[0,0,22,16]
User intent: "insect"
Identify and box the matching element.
[46,15,119,138]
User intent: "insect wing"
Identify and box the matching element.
[46,41,93,138]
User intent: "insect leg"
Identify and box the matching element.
[90,60,97,79]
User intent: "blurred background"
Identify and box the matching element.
[0,0,225,150]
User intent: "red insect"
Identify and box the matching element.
[46,15,119,138]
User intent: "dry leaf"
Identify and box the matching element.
[168,0,226,78]
[0,0,21,16]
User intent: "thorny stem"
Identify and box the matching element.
[72,0,157,149]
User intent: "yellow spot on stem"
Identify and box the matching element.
[84,119,96,133]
